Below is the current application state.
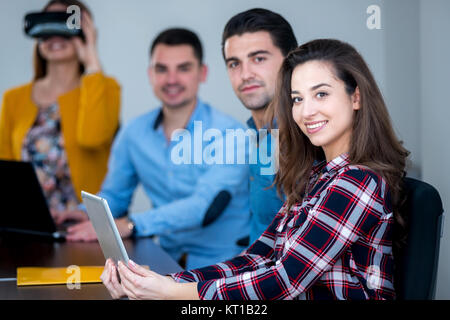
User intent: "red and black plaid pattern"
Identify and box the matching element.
[172,154,396,300]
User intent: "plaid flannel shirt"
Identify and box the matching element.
[171,153,396,300]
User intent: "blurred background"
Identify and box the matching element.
[0,0,449,299]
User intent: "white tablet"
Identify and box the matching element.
[81,191,129,264]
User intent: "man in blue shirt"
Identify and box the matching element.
[65,28,250,269]
[222,9,298,244]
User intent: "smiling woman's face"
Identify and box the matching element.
[290,60,360,162]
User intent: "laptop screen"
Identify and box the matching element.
[0,160,57,235]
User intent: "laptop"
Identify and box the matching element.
[0,160,67,240]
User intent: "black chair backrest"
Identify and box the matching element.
[394,177,444,300]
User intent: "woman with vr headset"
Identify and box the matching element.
[0,0,120,226]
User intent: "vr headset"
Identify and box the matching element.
[24,11,85,40]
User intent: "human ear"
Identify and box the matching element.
[199,64,208,83]
[147,65,154,86]
[352,86,361,110]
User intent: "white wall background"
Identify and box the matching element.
[419,0,450,301]
[0,0,448,298]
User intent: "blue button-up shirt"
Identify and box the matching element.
[247,117,284,245]
[99,99,250,269]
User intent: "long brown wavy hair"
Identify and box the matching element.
[268,39,410,249]
[33,0,92,80]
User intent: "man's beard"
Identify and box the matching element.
[239,91,272,111]
[164,97,193,110]
[161,84,194,110]
[237,80,272,111]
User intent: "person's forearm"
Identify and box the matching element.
[84,54,102,74]
[167,281,200,300]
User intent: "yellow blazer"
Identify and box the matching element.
[0,72,121,201]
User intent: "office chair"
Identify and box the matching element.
[394,177,444,300]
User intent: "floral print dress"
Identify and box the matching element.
[21,103,79,212]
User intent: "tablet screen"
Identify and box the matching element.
[81,191,129,264]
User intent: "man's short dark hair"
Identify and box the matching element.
[150,28,203,63]
[222,8,298,58]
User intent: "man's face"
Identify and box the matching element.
[224,31,285,111]
[148,44,207,109]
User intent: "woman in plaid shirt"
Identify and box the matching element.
[102,39,409,300]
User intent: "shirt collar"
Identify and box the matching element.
[153,98,204,131]
[185,99,205,132]
[246,117,256,129]
[246,116,278,130]
[312,153,350,175]
[153,109,164,130]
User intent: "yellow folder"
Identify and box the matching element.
[17,266,104,286]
